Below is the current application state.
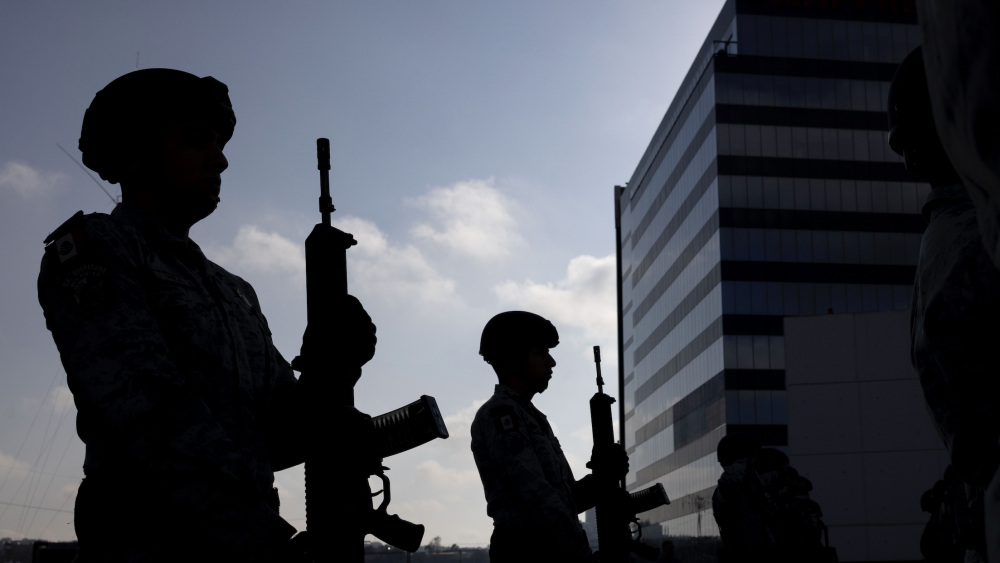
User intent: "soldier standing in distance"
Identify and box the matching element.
[37,69,377,562]
[470,311,629,563]
[894,45,998,563]
[712,433,781,562]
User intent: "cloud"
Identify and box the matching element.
[442,400,486,440]
[410,178,522,259]
[334,215,456,304]
[49,386,74,415]
[0,161,65,198]
[209,225,306,275]
[494,254,617,341]
[416,459,480,488]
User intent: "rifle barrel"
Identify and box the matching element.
[317,138,333,226]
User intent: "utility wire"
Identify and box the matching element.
[0,500,73,514]
[23,410,75,536]
[55,143,118,205]
[38,485,78,539]
[0,370,61,498]
[13,386,63,536]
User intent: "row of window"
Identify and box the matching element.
[736,15,920,64]
[719,176,930,214]
[725,335,785,371]
[718,124,901,164]
[716,73,891,113]
[722,281,914,318]
[726,390,789,426]
[720,228,921,266]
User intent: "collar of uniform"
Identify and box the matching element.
[921,183,970,222]
[111,202,186,244]
[111,202,210,259]
[494,384,546,419]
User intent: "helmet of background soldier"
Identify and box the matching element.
[479,311,559,366]
[78,68,236,184]
[717,432,761,467]
[887,46,960,185]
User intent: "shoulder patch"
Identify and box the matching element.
[43,211,85,246]
[61,263,112,313]
[493,410,520,433]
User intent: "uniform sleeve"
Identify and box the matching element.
[912,202,1000,483]
[478,405,584,549]
[37,217,293,555]
[265,348,306,472]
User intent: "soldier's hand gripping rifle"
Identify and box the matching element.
[588,346,671,563]
[294,139,449,561]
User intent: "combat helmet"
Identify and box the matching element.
[78,68,236,184]
[479,311,559,365]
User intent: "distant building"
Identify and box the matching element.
[616,0,924,540]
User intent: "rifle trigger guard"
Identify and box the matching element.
[374,466,392,512]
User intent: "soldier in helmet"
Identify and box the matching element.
[712,433,781,562]
[37,69,376,562]
[470,311,629,563]
[897,46,999,563]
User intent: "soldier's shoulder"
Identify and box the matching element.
[40,211,127,272]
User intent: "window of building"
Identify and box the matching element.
[797,230,813,262]
[781,229,798,261]
[862,284,879,312]
[799,283,816,315]
[831,283,848,313]
[765,229,781,261]
[759,76,776,106]
[858,232,876,264]
[805,78,822,110]
[744,75,760,106]
[774,76,791,107]
[873,232,891,265]
[735,282,752,315]
[810,179,826,211]
[749,228,766,261]
[847,284,864,312]
[764,177,780,209]
[783,282,799,316]
[843,232,861,264]
[720,227,734,260]
[772,391,788,424]
[787,17,804,58]
[760,126,777,158]
[776,126,793,158]
[746,124,762,157]
[813,230,829,263]
[802,17,819,59]
[779,177,795,210]
[767,282,783,315]
[828,231,845,263]
[790,77,806,108]
[871,182,889,213]
[856,181,873,212]
[752,282,768,314]
[794,178,810,211]
[732,176,748,207]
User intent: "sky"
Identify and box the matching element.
[0,0,726,546]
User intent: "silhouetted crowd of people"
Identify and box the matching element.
[712,434,833,563]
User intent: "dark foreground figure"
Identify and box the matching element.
[892,44,996,563]
[37,70,375,562]
[470,312,630,563]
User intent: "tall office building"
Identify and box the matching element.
[616,0,923,538]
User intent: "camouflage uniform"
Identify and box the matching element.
[470,384,591,562]
[37,203,299,561]
[712,458,780,555]
[911,184,1000,485]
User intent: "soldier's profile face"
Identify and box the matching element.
[522,346,556,394]
[155,120,229,222]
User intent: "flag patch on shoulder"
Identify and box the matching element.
[493,412,520,433]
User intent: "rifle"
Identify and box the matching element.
[298,138,449,561]
[589,346,670,562]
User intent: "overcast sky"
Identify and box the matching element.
[0,0,726,545]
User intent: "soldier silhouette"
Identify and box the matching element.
[470,311,629,563]
[38,69,376,562]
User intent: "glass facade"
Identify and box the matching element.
[617,0,921,538]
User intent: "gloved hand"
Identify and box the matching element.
[293,294,376,372]
[587,442,630,482]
